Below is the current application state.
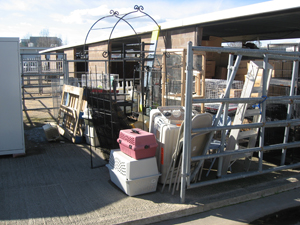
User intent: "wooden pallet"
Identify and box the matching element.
[57,84,86,143]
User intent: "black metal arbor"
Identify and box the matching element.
[83,5,165,166]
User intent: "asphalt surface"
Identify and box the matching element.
[1,125,300,224]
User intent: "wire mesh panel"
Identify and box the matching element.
[84,70,131,151]
[165,52,183,106]
[51,77,64,119]
[21,53,66,122]
[150,68,162,109]
[205,79,244,99]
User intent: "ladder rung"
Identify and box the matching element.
[245,109,261,117]
[238,130,258,140]
[230,150,253,160]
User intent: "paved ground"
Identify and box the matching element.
[1,124,300,224]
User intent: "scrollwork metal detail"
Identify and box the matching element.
[110,10,119,16]
[134,5,144,11]
[163,52,171,58]
[102,51,109,58]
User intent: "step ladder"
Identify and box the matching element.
[222,60,273,174]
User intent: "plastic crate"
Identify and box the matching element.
[108,150,159,179]
[106,165,160,196]
[117,128,158,159]
[106,150,160,196]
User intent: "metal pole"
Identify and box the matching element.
[281,60,299,165]
[21,54,26,111]
[161,52,166,106]
[258,55,269,171]
[38,58,43,94]
[192,95,300,104]
[180,41,193,203]
[188,162,300,189]
[191,118,300,134]
[192,46,300,58]
[64,54,69,84]
[191,140,300,162]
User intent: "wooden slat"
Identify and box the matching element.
[57,84,85,143]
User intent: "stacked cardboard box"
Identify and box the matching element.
[236,60,293,80]
[206,60,216,78]
[236,60,248,81]
[201,36,223,79]
[215,67,227,80]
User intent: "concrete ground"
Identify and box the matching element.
[1,123,300,224]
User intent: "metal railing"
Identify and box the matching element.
[180,42,300,203]
[21,53,67,121]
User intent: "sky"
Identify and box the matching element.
[0,0,293,46]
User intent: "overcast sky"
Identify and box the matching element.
[0,0,286,46]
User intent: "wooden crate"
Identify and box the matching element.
[57,85,86,143]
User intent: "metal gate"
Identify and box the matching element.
[21,53,68,123]
[178,43,300,203]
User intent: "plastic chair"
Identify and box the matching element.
[161,113,213,194]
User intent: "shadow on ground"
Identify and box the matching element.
[1,124,186,223]
[1,119,300,224]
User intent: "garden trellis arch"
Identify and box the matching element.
[82,5,166,168]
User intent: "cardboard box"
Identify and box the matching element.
[206,60,216,78]
[201,36,222,47]
[236,68,248,76]
[239,60,249,69]
[215,67,227,79]
[235,74,245,81]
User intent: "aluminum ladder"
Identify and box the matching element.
[222,60,273,174]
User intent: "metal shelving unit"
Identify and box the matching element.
[178,43,300,203]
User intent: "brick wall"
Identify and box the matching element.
[64,49,75,78]
[88,42,108,74]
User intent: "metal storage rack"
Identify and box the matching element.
[178,42,300,203]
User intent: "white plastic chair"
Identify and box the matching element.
[161,113,213,194]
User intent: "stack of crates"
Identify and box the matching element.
[106,128,160,196]
[205,79,244,99]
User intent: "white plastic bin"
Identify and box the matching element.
[106,150,160,196]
